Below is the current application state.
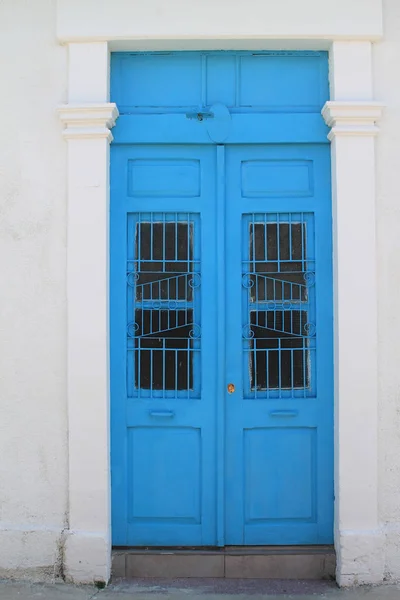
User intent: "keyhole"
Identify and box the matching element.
[197,113,203,122]
[227,383,235,394]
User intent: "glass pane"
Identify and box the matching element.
[134,309,194,391]
[243,213,315,398]
[135,222,194,300]
[127,213,201,399]
[249,310,309,390]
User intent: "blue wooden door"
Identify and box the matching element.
[111,145,219,545]
[224,144,333,544]
[110,51,333,547]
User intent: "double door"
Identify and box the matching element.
[111,142,333,546]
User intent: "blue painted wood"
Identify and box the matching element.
[224,144,333,544]
[111,51,328,114]
[111,145,219,546]
[111,51,333,547]
[216,145,226,546]
[112,113,329,145]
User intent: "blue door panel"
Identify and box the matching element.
[111,51,328,114]
[110,51,333,548]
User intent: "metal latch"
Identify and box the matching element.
[186,111,214,122]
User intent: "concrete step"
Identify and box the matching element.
[112,546,336,580]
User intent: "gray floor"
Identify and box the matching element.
[1,579,400,600]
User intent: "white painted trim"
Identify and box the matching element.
[59,38,384,587]
[322,101,384,138]
[59,83,117,583]
[322,50,384,585]
[58,104,119,141]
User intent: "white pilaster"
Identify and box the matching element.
[68,43,110,103]
[323,41,384,586]
[58,99,118,583]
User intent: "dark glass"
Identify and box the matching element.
[135,222,194,300]
[134,309,194,391]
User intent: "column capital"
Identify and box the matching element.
[58,103,119,141]
[322,101,384,140]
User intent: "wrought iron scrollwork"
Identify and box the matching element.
[304,322,316,337]
[189,323,201,339]
[188,273,201,288]
[242,273,255,289]
[242,324,255,340]
[303,271,315,286]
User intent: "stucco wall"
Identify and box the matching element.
[375,0,400,582]
[0,0,68,580]
[2,0,400,585]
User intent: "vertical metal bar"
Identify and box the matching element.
[291,348,294,394]
[163,213,166,271]
[264,220,267,266]
[163,339,166,397]
[174,349,178,391]
[277,213,281,271]
[138,213,141,271]
[216,145,226,546]
[138,339,141,398]
[187,338,190,399]
[254,338,257,399]
[175,214,178,262]
[303,337,307,398]
[278,338,282,398]
[187,214,190,281]
[252,214,256,274]
[186,215,190,398]
[150,213,153,261]
[150,346,153,398]
[138,214,142,398]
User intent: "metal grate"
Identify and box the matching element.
[242,212,316,398]
[127,213,201,398]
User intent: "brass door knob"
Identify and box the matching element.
[227,383,235,394]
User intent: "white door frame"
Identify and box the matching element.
[58,38,384,586]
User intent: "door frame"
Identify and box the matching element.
[58,41,384,586]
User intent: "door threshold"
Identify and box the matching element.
[112,546,336,580]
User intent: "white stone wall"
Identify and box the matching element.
[2,0,400,586]
[0,0,68,580]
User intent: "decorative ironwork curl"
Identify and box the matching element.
[127,271,139,287]
[304,322,316,337]
[127,322,140,338]
[189,323,201,339]
[242,324,255,340]
[242,274,255,289]
[303,271,315,286]
[188,273,201,288]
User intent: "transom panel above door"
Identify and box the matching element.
[110,51,333,547]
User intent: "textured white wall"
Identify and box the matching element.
[375,0,400,582]
[0,0,68,580]
[56,0,382,42]
[3,0,400,586]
